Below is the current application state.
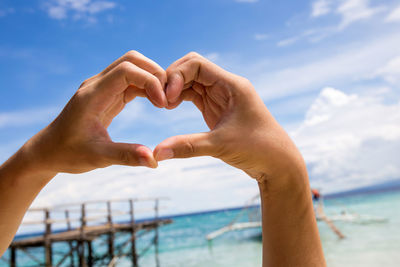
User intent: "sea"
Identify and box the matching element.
[1,189,400,267]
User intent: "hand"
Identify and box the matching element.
[0,51,170,256]
[153,52,324,267]
[154,52,306,186]
[23,51,167,175]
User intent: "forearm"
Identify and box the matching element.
[0,51,166,257]
[258,164,326,267]
[0,142,56,256]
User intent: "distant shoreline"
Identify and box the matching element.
[325,179,400,199]
[14,181,400,239]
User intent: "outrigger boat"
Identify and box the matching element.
[206,194,262,241]
[206,190,387,241]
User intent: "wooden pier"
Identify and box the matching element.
[2,198,172,267]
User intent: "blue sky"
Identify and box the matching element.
[1,0,400,221]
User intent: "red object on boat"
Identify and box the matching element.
[311,189,320,200]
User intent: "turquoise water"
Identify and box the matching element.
[2,190,400,266]
[321,191,400,267]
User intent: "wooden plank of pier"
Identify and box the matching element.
[11,220,171,248]
[8,198,171,267]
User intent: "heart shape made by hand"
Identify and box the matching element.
[31,51,304,187]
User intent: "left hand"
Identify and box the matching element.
[22,51,167,175]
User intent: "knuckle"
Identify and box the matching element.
[73,88,85,99]
[229,75,253,91]
[144,75,159,89]
[166,67,175,76]
[240,77,254,90]
[124,50,141,60]
[72,87,92,105]
[186,51,202,59]
[118,61,134,73]
[182,136,195,155]
[154,70,167,82]
[119,150,134,165]
[241,77,252,86]
[187,55,205,69]
[79,77,94,88]
[79,80,88,88]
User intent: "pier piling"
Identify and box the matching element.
[6,198,171,267]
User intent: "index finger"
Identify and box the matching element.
[91,61,166,111]
[102,50,167,87]
[165,52,227,103]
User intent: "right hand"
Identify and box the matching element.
[154,52,307,187]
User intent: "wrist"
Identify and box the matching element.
[3,129,60,187]
[22,132,58,176]
[0,147,57,192]
[255,151,310,201]
[21,144,57,177]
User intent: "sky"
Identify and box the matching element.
[1,0,400,223]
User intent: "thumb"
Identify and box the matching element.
[154,132,215,161]
[98,142,158,168]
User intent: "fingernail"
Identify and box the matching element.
[155,148,174,161]
[139,157,158,168]
[161,94,168,108]
[155,93,167,108]
[166,75,180,103]
[165,82,173,102]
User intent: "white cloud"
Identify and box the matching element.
[20,156,258,232]
[109,100,145,133]
[374,56,400,85]
[311,0,332,17]
[309,0,385,33]
[336,0,384,29]
[48,5,67,19]
[302,87,357,126]
[86,1,115,14]
[277,36,299,47]
[276,29,325,47]
[0,107,57,129]
[45,0,116,20]
[254,33,269,41]
[385,5,400,22]
[252,33,400,100]
[292,87,400,193]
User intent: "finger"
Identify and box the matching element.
[166,51,200,71]
[165,98,183,110]
[167,89,204,112]
[170,81,200,98]
[98,142,158,168]
[166,52,223,103]
[192,81,206,95]
[98,61,167,107]
[124,85,163,108]
[124,85,147,103]
[154,132,215,161]
[100,85,147,128]
[101,50,167,87]
[182,89,205,112]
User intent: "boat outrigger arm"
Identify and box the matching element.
[205,192,356,241]
[206,222,262,241]
[206,194,262,241]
